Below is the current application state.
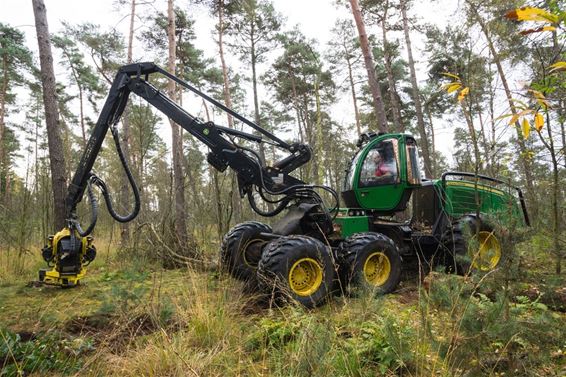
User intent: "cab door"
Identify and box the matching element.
[355,137,406,212]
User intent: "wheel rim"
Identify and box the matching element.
[471,231,501,271]
[363,252,391,286]
[288,258,323,296]
[242,239,264,268]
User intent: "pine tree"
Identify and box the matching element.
[32,0,68,230]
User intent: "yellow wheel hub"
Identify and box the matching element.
[288,258,323,296]
[471,231,501,271]
[363,252,391,286]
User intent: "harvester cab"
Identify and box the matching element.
[342,132,422,214]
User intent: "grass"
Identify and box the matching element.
[0,233,565,376]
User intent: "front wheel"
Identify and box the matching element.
[338,232,402,295]
[257,235,334,308]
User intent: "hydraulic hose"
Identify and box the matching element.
[247,191,290,217]
[70,124,141,237]
[74,177,99,237]
[97,125,141,223]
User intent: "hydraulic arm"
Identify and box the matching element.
[39,62,336,286]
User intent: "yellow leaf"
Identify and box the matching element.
[519,25,557,35]
[529,89,545,99]
[458,87,469,102]
[549,61,566,73]
[495,113,515,121]
[534,112,544,131]
[441,72,460,80]
[506,7,559,23]
[517,108,533,117]
[445,83,461,93]
[537,98,550,109]
[529,89,550,109]
[522,118,530,139]
[508,114,520,126]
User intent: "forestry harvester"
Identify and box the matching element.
[38,63,529,307]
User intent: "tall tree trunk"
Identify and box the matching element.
[348,0,387,133]
[400,0,432,178]
[120,0,136,248]
[345,52,361,136]
[32,0,68,230]
[381,1,403,131]
[314,78,323,185]
[0,55,8,191]
[167,0,188,249]
[217,0,241,225]
[250,29,267,164]
[546,122,561,274]
[3,172,10,204]
[425,109,437,176]
[59,48,87,147]
[218,1,234,129]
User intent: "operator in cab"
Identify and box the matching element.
[360,144,398,186]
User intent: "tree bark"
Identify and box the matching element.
[349,0,387,133]
[380,1,403,132]
[218,1,234,129]
[32,0,68,230]
[0,54,8,187]
[167,0,188,249]
[250,24,267,164]
[400,0,432,177]
[345,52,361,136]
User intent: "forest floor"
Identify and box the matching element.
[1,236,565,376]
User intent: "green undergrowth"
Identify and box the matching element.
[0,235,565,376]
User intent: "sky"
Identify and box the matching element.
[0,0,465,172]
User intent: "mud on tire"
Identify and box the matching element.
[257,235,334,308]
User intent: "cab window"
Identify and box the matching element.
[359,140,399,187]
[406,139,422,185]
[343,148,364,191]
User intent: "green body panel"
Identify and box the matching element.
[347,134,420,211]
[334,215,370,238]
[433,179,525,225]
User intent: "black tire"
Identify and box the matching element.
[338,232,402,295]
[442,217,502,274]
[441,225,468,274]
[220,221,272,280]
[257,235,334,308]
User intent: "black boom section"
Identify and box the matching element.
[64,62,314,218]
[127,77,262,193]
[65,66,134,216]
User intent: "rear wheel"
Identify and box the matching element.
[471,230,501,271]
[220,221,271,280]
[338,232,402,295]
[443,217,502,274]
[257,235,334,308]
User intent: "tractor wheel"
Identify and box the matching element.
[257,235,334,308]
[338,232,402,295]
[220,221,272,280]
[443,218,502,274]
